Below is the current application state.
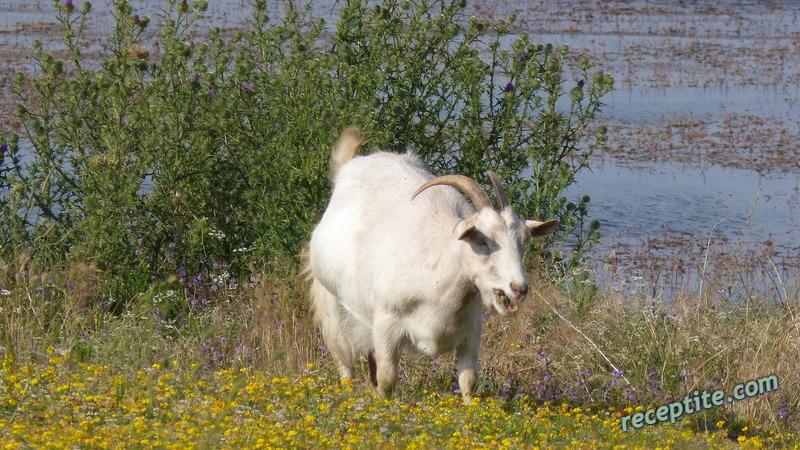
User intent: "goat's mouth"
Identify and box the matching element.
[493,289,519,315]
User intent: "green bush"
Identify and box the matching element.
[0,0,612,290]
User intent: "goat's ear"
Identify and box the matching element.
[526,219,558,237]
[455,219,477,240]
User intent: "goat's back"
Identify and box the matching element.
[309,151,473,312]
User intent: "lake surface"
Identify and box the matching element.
[573,160,799,291]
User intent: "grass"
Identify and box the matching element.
[1,254,799,448]
[0,353,783,448]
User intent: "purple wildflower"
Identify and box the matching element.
[243,82,253,92]
[519,53,526,62]
[207,88,215,96]
[504,82,515,92]
[577,79,584,88]
[0,144,7,155]
[134,14,141,23]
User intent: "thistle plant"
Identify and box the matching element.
[1,0,612,298]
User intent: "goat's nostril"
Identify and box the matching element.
[511,283,528,299]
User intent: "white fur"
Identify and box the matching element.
[305,126,557,403]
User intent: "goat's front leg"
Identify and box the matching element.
[372,312,402,400]
[456,344,479,405]
[456,306,482,404]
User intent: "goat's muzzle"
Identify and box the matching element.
[493,289,519,314]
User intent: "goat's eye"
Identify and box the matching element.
[473,236,488,248]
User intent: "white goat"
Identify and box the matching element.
[305,126,558,403]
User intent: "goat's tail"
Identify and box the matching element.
[330,125,365,177]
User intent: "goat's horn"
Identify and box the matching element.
[486,171,509,211]
[411,174,493,210]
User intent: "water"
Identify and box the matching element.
[514,1,800,290]
[574,160,800,256]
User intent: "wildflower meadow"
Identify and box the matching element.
[1,353,783,448]
[1,0,799,448]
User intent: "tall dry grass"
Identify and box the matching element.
[471,253,800,435]
[2,246,797,437]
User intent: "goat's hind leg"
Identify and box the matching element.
[367,351,378,387]
[309,278,355,380]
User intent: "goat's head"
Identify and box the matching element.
[412,172,558,315]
